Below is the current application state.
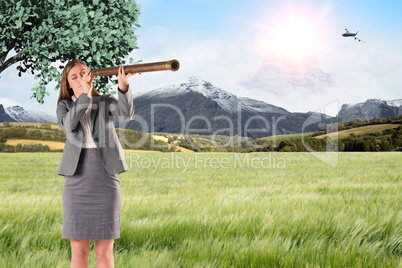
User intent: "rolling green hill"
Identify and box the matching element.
[315,124,400,140]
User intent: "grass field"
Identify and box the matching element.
[258,132,315,143]
[0,152,401,267]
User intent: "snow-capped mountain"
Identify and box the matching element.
[0,104,15,122]
[335,99,402,123]
[239,97,290,115]
[240,55,334,95]
[135,76,290,116]
[127,76,325,138]
[386,99,402,108]
[0,105,57,123]
[135,76,239,115]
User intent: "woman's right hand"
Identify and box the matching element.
[79,68,95,95]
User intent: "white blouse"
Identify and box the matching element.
[72,91,97,148]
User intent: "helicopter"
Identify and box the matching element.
[342,27,364,42]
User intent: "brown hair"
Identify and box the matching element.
[57,59,100,103]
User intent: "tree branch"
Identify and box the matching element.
[0,51,9,66]
[0,49,25,74]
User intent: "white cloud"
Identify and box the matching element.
[0,98,20,108]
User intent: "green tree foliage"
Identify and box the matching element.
[277,139,297,152]
[178,138,200,152]
[1,124,66,141]
[0,129,6,142]
[0,142,14,152]
[40,123,51,130]
[5,127,28,138]
[254,139,274,152]
[28,130,43,138]
[15,143,50,152]
[0,0,141,103]
[391,126,402,148]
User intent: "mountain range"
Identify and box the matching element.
[123,76,401,138]
[123,76,325,138]
[335,99,402,123]
[1,78,401,138]
[0,104,57,123]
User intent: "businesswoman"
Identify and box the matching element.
[57,59,134,268]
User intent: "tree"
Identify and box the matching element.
[0,129,6,143]
[0,0,140,103]
[40,123,51,130]
[6,127,27,138]
[276,140,297,152]
[380,139,392,151]
[29,130,43,139]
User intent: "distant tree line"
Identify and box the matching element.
[15,143,51,152]
[175,117,402,152]
[341,127,402,152]
[313,116,402,137]
[0,142,50,152]
[273,116,402,152]
[0,122,66,142]
[116,129,171,152]
[0,122,64,152]
[272,126,401,152]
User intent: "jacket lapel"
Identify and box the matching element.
[90,95,101,125]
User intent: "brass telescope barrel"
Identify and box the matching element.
[91,59,180,77]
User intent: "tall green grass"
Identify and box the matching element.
[0,152,401,267]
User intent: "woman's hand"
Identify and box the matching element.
[118,66,135,93]
[79,68,95,95]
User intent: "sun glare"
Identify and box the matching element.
[256,15,322,62]
[275,19,318,59]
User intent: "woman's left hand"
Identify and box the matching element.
[118,66,135,93]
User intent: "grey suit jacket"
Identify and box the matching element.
[57,88,134,176]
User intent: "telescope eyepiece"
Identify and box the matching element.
[169,60,180,71]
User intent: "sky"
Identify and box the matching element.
[1,0,401,116]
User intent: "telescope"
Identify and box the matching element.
[91,59,180,77]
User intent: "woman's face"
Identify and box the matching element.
[67,63,90,94]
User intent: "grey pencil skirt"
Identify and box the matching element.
[62,148,121,240]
